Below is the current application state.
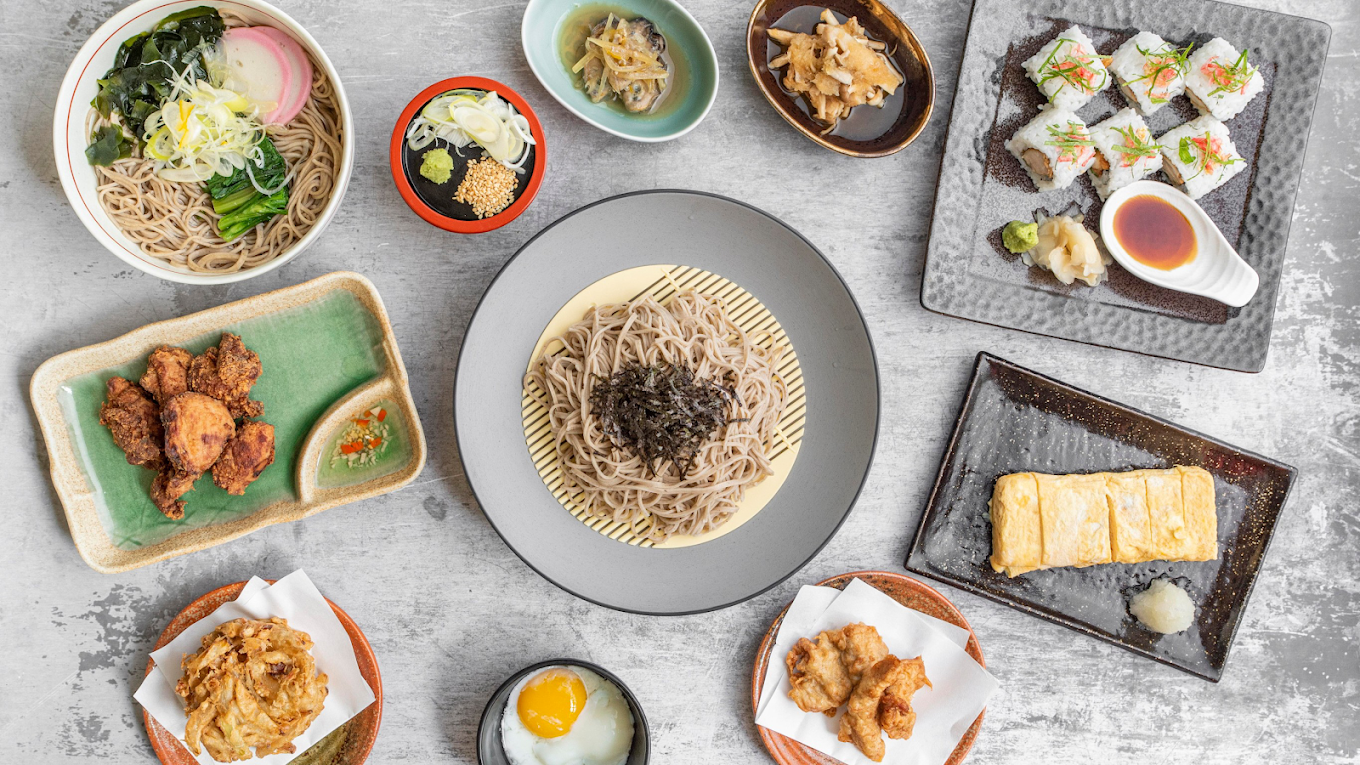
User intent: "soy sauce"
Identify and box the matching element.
[1113,195,1198,270]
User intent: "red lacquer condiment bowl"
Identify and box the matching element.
[389,76,546,234]
[142,580,383,765]
[751,570,986,765]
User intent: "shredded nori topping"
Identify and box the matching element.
[590,362,743,477]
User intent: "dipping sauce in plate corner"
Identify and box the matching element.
[1113,194,1198,270]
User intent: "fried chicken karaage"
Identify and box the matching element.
[99,377,164,469]
[150,468,197,520]
[162,392,235,475]
[188,333,263,419]
[787,632,854,714]
[785,622,932,761]
[99,333,274,520]
[139,346,193,406]
[213,421,276,495]
[879,656,931,740]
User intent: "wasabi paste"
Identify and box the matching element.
[420,148,454,184]
[1002,220,1038,253]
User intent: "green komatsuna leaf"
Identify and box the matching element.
[85,125,131,166]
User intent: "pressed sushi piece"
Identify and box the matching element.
[1109,31,1192,115]
[1158,114,1246,199]
[1107,471,1155,564]
[989,472,1042,576]
[1005,109,1097,191]
[1088,108,1163,199]
[1023,25,1111,111]
[1035,472,1112,569]
[1185,37,1264,121]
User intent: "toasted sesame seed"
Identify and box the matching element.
[454,159,519,218]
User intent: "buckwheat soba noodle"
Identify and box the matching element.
[525,291,789,542]
[86,9,343,274]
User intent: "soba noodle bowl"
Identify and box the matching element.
[525,291,789,542]
[87,10,343,274]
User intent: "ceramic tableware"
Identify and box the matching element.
[1100,180,1260,307]
[455,190,878,614]
[919,0,1330,372]
[746,0,935,157]
[521,0,718,142]
[143,580,383,765]
[751,571,985,765]
[906,353,1297,681]
[53,0,354,284]
[389,77,547,234]
[477,659,650,765]
[29,272,427,573]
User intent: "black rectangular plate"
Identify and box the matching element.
[905,352,1296,681]
[920,0,1331,371]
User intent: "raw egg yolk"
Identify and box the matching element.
[517,669,587,738]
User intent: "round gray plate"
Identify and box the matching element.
[454,190,878,614]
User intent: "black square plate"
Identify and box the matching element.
[920,0,1331,371]
[905,353,1296,680]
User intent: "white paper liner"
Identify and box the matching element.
[755,579,1000,765]
[133,571,377,765]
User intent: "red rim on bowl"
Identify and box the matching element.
[751,570,986,765]
[389,77,546,234]
[142,580,383,765]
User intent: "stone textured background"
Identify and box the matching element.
[1,0,1355,762]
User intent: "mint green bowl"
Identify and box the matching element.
[521,0,719,142]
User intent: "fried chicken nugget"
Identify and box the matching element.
[188,333,263,419]
[212,420,276,495]
[139,346,193,406]
[98,377,164,470]
[879,656,931,740]
[786,632,853,715]
[149,468,197,520]
[831,622,889,685]
[837,656,921,762]
[162,392,235,475]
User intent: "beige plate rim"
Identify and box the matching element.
[29,271,428,574]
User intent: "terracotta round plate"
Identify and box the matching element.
[142,581,383,765]
[751,570,985,765]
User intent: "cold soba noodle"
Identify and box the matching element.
[88,10,343,273]
[526,292,789,543]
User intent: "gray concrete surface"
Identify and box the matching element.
[2,0,1357,762]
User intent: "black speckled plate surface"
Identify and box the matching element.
[921,0,1331,371]
[905,352,1296,681]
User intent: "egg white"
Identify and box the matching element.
[501,665,634,765]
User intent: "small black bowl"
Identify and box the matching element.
[476,659,651,765]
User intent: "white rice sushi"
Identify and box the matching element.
[1023,26,1111,111]
[1006,109,1098,191]
[1108,32,1191,115]
[1158,115,1246,199]
[1088,108,1163,199]
[1184,37,1264,120]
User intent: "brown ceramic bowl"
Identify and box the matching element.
[143,581,383,765]
[751,570,984,765]
[747,0,934,157]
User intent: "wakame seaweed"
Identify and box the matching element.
[590,362,744,477]
[85,125,131,166]
[92,6,225,141]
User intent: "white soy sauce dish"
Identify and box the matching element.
[1100,180,1259,307]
